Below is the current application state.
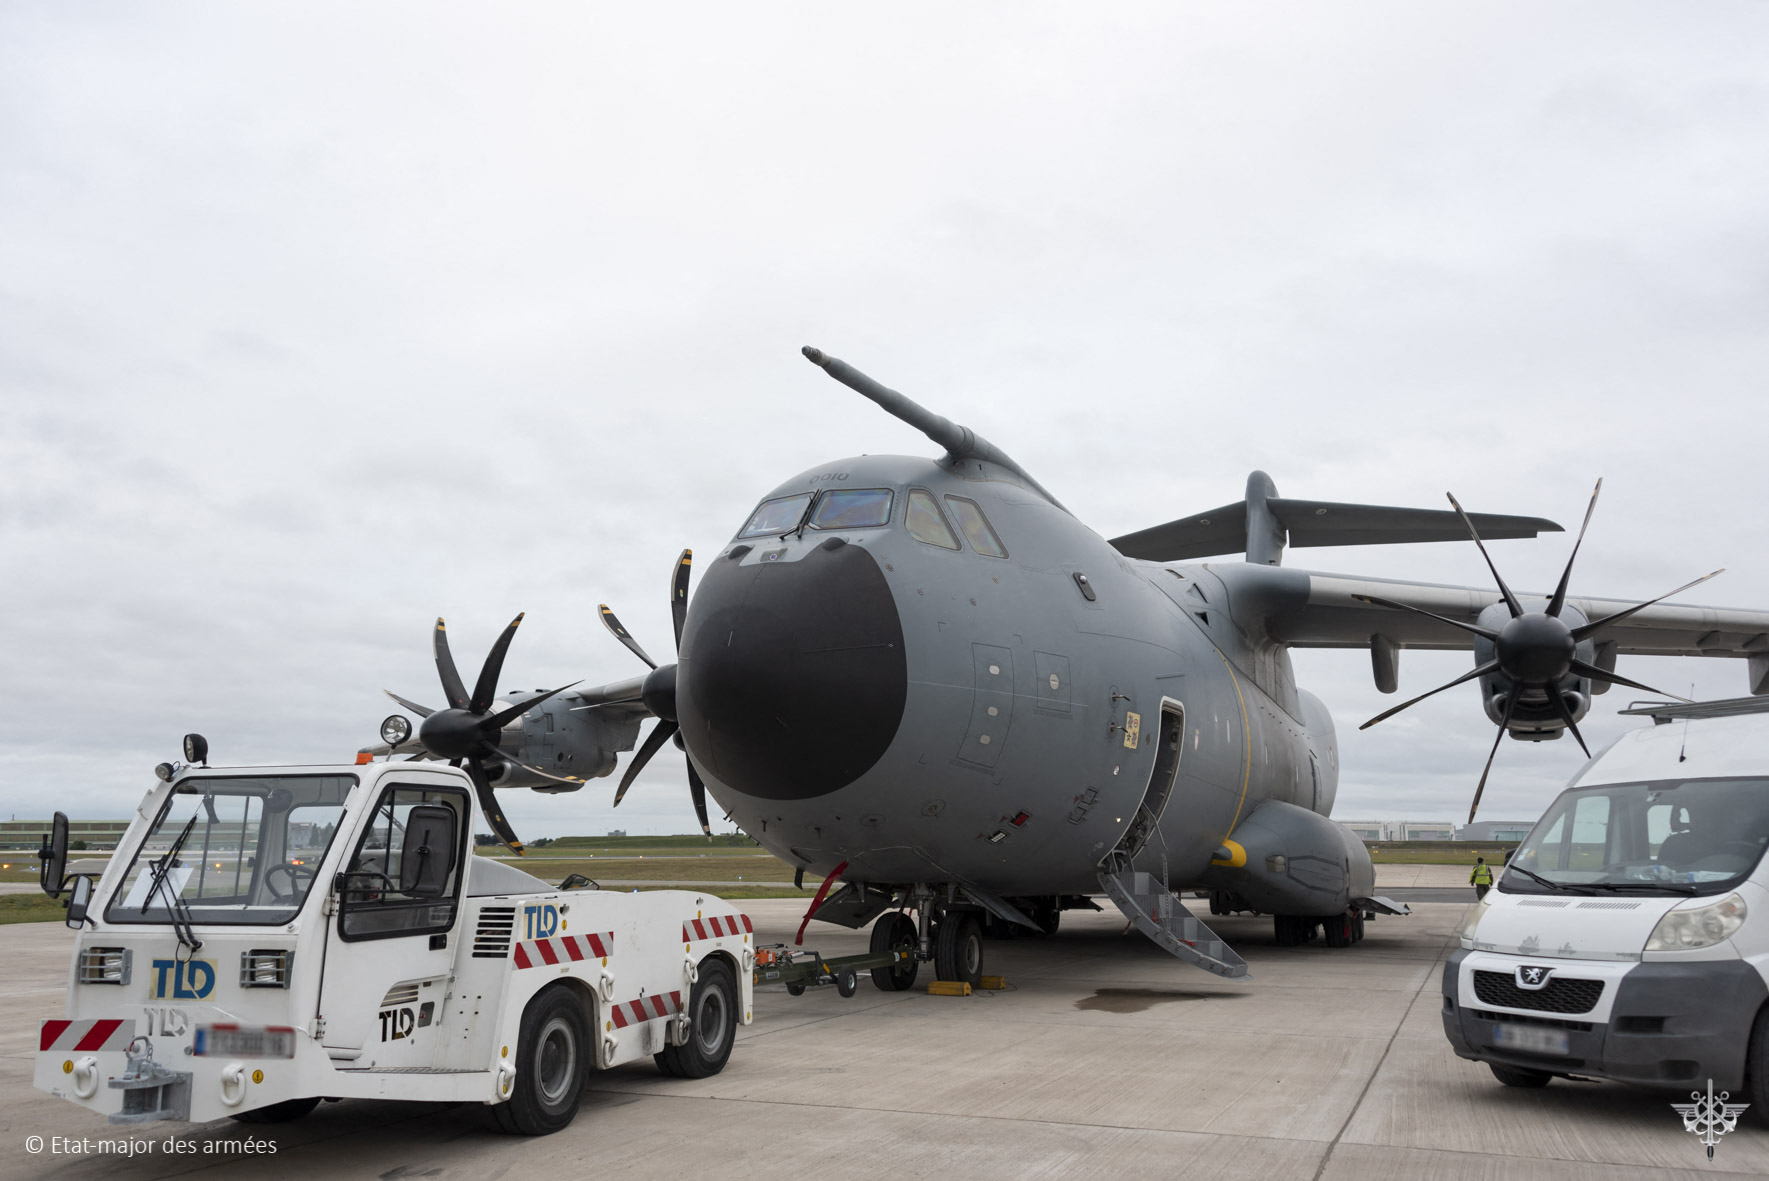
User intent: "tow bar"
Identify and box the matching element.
[753,944,911,998]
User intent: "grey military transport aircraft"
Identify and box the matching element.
[371,348,1769,986]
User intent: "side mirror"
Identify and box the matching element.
[398,805,458,897]
[64,875,93,929]
[38,812,68,899]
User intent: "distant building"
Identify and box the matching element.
[1459,820,1537,843]
[606,829,627,838]
[1338,820,1456,841]
[0,819,130,851]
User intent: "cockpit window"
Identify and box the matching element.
[905,489,959,549]
[809,488,893,531]
[944,495,1007,557]
[738,493,813,538]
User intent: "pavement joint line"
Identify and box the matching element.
[1309,920,1461,1181]
[579,1082,1344,1150]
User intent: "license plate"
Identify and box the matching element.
[1492,1022,1569,1055]
[192,1025,296,1059]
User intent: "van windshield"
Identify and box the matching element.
[104,775,353,926]
[1503,777,1769,897]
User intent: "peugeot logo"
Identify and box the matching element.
[1516,964,1554,990]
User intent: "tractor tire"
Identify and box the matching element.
[654,958,737,1079]
[493,985,588,1135]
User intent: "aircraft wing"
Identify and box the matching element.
[1207,564,1769,695]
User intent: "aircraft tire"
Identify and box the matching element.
[935,912,984,986]
[1323,912,1354,948]
[1352,914,1366,942]
[1274,915,1302,946]
[494,985,588,1135]
[654,958,738,1079]
[869,912,919,991]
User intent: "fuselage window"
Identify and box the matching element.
[809,488,893,530]
[905,488,960,549]
[944,495,1007,558]
[738,493,813,538]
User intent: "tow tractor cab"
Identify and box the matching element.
[34,747,753,1133]
[1443,698,1769,1113]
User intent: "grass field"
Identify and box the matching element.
[0,894,68,925]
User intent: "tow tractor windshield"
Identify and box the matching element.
[1503,777,1769,897]
[104,775,353,927]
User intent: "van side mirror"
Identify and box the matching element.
[398,805,458,897]
[64,876,92,929]
[39,812,68,899]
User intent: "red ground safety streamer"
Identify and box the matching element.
[795,860,849,946]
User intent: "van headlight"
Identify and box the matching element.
[1645,893,1747,952]
[1458,894,1492,944]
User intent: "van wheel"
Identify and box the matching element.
[231,1096,321,1124]
[869,912,919,992]
[1746,1004,1769,1125]
[493,986,588,1135]
[655,958,737,1079]
[1489,1063,1552,1088]
[935,912,984,986]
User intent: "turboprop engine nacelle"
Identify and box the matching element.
[1471,600,1595,741]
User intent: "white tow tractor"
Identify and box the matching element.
[33,738,754,1133]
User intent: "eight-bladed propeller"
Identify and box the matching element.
[596,549,713,840]
[383,614,581,855]
[1356,480,1722,823]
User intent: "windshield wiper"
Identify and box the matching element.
[140,814,204,952]
[1503,865,1595,894]
[1578,880,1701,895]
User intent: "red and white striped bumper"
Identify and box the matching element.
[40,1019,135,1054]
[683,914,752,944]
[512,931,614,969]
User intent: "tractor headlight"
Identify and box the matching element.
[1458,894,1492,945]
[1645,893,1747,952]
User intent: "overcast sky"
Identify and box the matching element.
[4,3,1767,840]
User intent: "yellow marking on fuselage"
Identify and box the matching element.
[1215,649,1253,834]
[1211,838,1247,868]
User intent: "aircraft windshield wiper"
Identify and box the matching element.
[140,813,204,952]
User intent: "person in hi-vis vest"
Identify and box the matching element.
[1470,857,1493,900]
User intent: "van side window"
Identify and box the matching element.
[338,786,467,941]
[905,489,959,549]
[943,496,1007,558]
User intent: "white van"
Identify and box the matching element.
[1442,697,1769,1113]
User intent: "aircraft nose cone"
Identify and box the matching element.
[1496,613,1576,684]
[677,539,907,800]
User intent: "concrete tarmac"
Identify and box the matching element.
[3,899,1764,1180]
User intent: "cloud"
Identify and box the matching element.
[2,3,1766,838]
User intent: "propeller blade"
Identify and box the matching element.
[613,719,679,807]
[1547,691,1592,759]
[470,612,525,714]
[1359,660,1499,730]
[599,604,657,669]
[1469,691,1521,824]
[1546,479,1602,618]
[484,681,583,730]
[1351,595,1498,641]
[1569,570,1725,641]
[1567,658,1693,702]
[382,690,436,719]
[1446,493,1524,618]
[671,549,693,652]
[687,757,711,840]
[432,618,470,709]
[464,757,524,856]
